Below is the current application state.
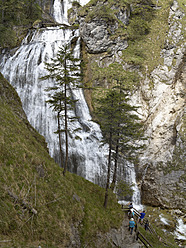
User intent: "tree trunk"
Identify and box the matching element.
[103,131,112,208]
[63,82,68,176]
[57,110,63,168]
[110,141,119,191]
[110,83,121,191]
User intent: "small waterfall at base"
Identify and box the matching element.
[118,161,143,210]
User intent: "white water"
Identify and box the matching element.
[0,0,108,183]
[0,0,142,202]
[160,214,186,241]
[118,161,142,208]
[175,218,186,241]
[160,214,169,225]
[53,0,90,24]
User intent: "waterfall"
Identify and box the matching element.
[117,161,142,208]
[0,0,142,203]
[0,0,107,184]
[126,162,141,206]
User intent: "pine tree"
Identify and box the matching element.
[94,64,144,208]
[41,44,82,176]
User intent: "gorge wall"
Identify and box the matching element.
[70,0,185,209]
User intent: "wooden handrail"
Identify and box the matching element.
[136,230,153,247]
[122,205,171,247]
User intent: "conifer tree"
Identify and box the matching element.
[41,44,82,176]
[94,64,144,208]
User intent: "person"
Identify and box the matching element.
[138,210,146,224]
[129,218,135,235]
[128,202,133,218]
[128,208,135,219]
[128,202,133,209]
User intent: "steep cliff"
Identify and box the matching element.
[71,0,186,209]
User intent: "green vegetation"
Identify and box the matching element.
[93,62,141,89]
[122,0,185,73]
[138,225,178,248]
[41,44,82,175]
[116,181,134,199]
[0,73,123,247]
[94,73,144,206]
[85,5,118,23]
[0,0,41,48]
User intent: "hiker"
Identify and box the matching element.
[129,218,135,235]
[128,208,135,219]
[128,202,133,218]
[138,210,146,224]
[128,202,133,209]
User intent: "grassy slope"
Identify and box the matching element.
[0,73,123,247]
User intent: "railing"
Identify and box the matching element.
[122,206,153,247]
[121,205,171,247]
[136,230,153,248]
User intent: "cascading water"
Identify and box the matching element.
[125,161,141,207]
[0,0,142,204]
[118,161,142,208]
[0,0,107,184]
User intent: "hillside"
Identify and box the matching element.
[0,73,125,247]
[0,71,181,248]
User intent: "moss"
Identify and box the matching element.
[84,5,118,23]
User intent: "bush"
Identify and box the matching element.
[0,25,17,48]
[127,17,150,40]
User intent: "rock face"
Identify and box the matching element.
[72,0,186,209]
[70,1,130,53]
[140,53,185,209]
[79,19,128,53]
[138,1,186,209]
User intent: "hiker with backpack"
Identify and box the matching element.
[128,208,135,219]
[129,218,136,234]
[138,210,146,224]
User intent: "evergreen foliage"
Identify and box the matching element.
[116,180,134,199]
[126,0,155,40]
[92,62,141,91]
[41,44,82,176]
[94,64,145,207]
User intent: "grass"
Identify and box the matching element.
[122,0,173,73]
[0,73,123,247]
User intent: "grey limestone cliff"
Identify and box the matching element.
[71,0,186,209]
